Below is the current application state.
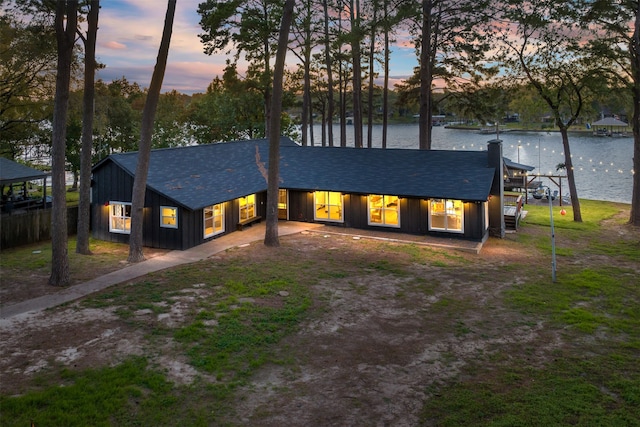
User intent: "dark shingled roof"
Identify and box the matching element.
[96,137,495,210]
[504,157,535,172]
[0,157,50,186]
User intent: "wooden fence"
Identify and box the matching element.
[0,206,78,250]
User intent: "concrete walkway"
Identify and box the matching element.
[0,222,323,320]
[1,222,482,320]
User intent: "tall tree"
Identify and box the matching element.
[0,10,57,160]
[413,0,492,149]
[337,9,348,147]
[380,0,410,148]
[581,0,640,226]
[495,0,596,222]
[198,0,283,136]
[152,89,191,148]
[366,0,380,148]
[419,0,434,150]
[76,0,99,255]
[381,0,390,148]
[348,0,363,148]
[290,0,320,146]
[322,0,335,147]
[92,78,143,159]
[127,0,176,263]
[49,0,78,286]
[264,0,295,247]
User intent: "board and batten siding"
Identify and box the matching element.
[91,159,271,251]
[286,189,488,241]
[91,160,134,245]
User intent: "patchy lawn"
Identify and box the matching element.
[1,201,639,426]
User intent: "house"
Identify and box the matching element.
[90,137,506,250]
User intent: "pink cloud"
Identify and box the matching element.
[103,41,127,50]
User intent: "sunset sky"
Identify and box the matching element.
[95,0,418,94]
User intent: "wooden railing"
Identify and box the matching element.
[503,194,523,230]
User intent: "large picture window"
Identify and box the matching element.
[109,202,131,234]
[204,203,224,238]
[239,194,256,221]
[160,206,178,228]
[368,195,400,227]
[429,199,463,233]
[314,191,343,222]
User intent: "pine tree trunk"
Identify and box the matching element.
[631,92,640,225]
[350,0,363,148]
[382,0,389,150]
[323,0,334,147]
[127,0,176,263]
[49,0,78,286]
[367,4,377,149]
[76,0,99,255]
[559,128,582,222]
[264,0,295,247]
[419,0,433,150]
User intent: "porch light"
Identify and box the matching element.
[104,201,109,207]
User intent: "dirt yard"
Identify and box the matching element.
[1,214,638,425]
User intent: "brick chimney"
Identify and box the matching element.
[487,139,505,238]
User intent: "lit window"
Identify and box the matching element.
[429,199,463,233]
[204,203,224,238]
[278,189,288,220]
[109,202,131,234]
[314,191,343,222]
[484,201,489,231]
[239,194,256,221]
[368,195,400,227]
[160,206,178,229]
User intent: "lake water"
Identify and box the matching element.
[311,124,634,204]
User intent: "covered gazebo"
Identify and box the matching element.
[591,117,629,137]
[1,157,50,213]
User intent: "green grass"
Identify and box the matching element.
[421,355,640,426]
[504,267,639,333]
[521,199,624,231]
[175,279,310,381]
[0,357,174,426]
[0,238,131,283]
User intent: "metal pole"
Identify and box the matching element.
[548,187,557,282]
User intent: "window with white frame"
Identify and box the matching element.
[204,203,224,238]
[109,202,131,234]
[314,191,343,222]
[160,206,178,228]
[239,194,256,221]
[429,198,464,233]
[368,195,400,227]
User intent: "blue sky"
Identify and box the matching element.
[95,0,418,94]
